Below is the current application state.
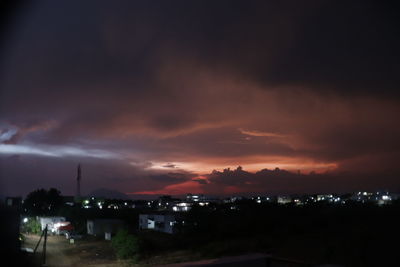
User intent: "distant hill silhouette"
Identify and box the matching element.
[89,188,129,199]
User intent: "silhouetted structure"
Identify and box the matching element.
[76,164,81,200]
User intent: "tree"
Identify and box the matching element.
[23,188,63,215]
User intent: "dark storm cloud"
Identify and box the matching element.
[201,167,400,195]
[1,0,400,196]
[3,1,400,100]
[260,2,400,95]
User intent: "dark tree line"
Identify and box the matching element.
[23,188,63,215]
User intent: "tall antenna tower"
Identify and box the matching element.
[76,164,81,198]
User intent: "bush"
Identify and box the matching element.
[111,229,140,260]
[22,217,41,234]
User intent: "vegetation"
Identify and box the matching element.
[111,229,140,261]
[23,188,63,215]
[21,217,41,234]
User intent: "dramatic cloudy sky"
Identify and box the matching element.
[1,1,400,197]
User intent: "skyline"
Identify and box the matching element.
[1,1,400,196]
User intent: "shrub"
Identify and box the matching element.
[22,217,41,234]
[111,229,140,260]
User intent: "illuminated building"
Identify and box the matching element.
[139,214,180,234]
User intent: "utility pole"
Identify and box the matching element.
[42,224,48,266]
[77,164,81,198]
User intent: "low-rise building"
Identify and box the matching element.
[172,202,192,212]
[139,214,179,234]
[87,219,125,237]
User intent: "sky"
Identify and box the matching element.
[1,0,400,197]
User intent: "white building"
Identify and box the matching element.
[38,216,66,233]
[139,214,178,234]
[172,202,192,212]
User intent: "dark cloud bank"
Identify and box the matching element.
[1,1,400,196]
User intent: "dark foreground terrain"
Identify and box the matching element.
[4,201,400,266]
[134,202,400,266]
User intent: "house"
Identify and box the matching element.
[139,214,179,234]
[87,219,125,237]
[38,216,66,233]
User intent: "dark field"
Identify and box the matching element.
[134,202,400,266]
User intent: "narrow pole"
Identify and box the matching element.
[77,164,81,198]
[42,224,48,266]
[33,227,45,254]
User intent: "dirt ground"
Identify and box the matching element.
[22,234,127,267]
[21,234,277,267]
[21,234,205,267]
